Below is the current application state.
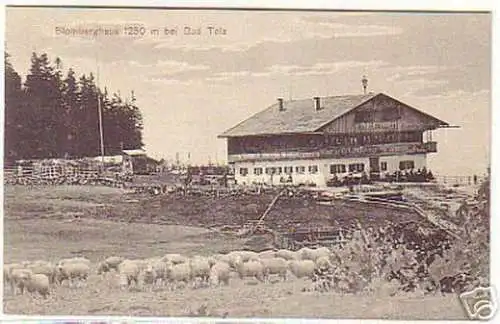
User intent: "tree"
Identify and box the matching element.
[23,52,64,158]
[4,51,145,160]
[4,52,24,163]
[61,68,79,157]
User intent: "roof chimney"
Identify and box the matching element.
[314,97,322,111]
[277,98,285,111]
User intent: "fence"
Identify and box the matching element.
[433,175,484,186]
[4,159,125,188]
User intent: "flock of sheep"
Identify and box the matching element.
[4,246,335,299]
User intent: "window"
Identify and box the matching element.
[330,164,346,174]
[275,167,283,175]
[284,166,293,174]
[349,137,358,145]
[348,163,365,173]
[239,168,248,176]
[265,167,275,175]
[254,167,263,175]
[380,162,388,171]
[308,165,319,174]
[295,166,305,174]
[399,160,415,170]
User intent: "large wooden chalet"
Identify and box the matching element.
[218,92,451,187]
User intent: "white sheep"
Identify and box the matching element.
[209,261,231,287]
[57,257,91,268]
[4,263,25,292]
[25,261,57,285]
[189,256,213,288]
[259,257,288,282]
[9,268,34,295]
[315,255,333,271]
[287,260,316,279]
[97,256,124,275]
[56,262,90,287]
[236,250,259,262]
[276,249,299,261]
[142,259,169,287]
[19,273,50,299]
[298,247,331,262]
[206,255,218,268]
[166,262,192,290]
[161,253,187,265]
[313,247,331,260]
[234,259,265,282]
[215,253,239,269]
[117,259,143,289]
[141,265,158,289]
[258,250,277,259]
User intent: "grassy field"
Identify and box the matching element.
[3,185,469,319]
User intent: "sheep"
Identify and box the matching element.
[97,256,124,275]
[56,262,90,287]
[298,247,331,262]
[215,253,240,270]
[276,249,299,261]
[206,255,218,268]
[59,257,91,265]
[161,253,187,265]
[117,259,143,289]
[209,261,231,287]
[142,259,169,287]
[141,265,159,290]
[57,257,91,268]
[258,250,277,259]
[313,247,331,260]
[166,262,192,290]
[25,261,57,285]
[189,256,213,288]
[4,263,25,292]
[236,250,259,262]
[9,268,34,295]
[234,259,265,282]
[315,255,333,271]
[19,273,50,299]
[222,250,260,269]
[287,260,316,280]
[259,257,288,282]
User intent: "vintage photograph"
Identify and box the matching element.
[3,6,492,320]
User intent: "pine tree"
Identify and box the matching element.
[4,52,24,163]
[61,68,79,157]
[76,73,101,157]
[23,52,64,158]
[5,51,145,160]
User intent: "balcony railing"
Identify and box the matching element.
[228,141,438,163]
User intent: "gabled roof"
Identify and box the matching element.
[218,92,449,138]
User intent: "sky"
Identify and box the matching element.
[4,8,491,177]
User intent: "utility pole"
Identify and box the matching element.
[96,54,105,163]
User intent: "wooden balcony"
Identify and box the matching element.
[228,141,438,163]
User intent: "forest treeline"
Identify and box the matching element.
[4,52,144,163]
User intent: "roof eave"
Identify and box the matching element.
[218,131,325,138]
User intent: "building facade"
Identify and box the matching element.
[122,149,159,175]
[218,93,449,187]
